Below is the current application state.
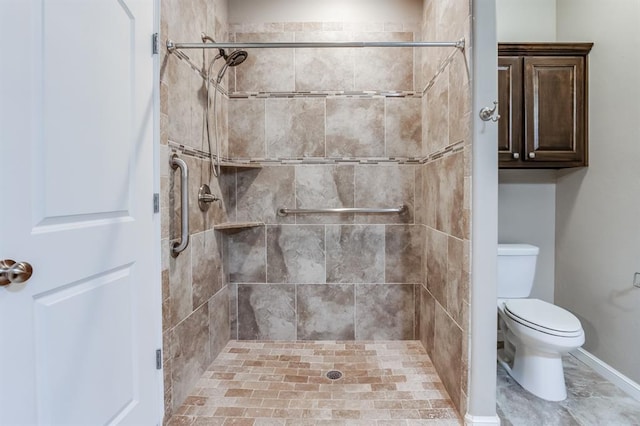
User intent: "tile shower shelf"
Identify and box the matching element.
[213,221,264,231]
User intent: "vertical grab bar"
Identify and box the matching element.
[171,154,189,256]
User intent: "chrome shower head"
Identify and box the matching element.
[225,50,248,67]
[216,50,248,83]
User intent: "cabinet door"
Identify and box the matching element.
[498,57,523,165]
[523,56,586,164]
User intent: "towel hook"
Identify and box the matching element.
[479,101,500,122]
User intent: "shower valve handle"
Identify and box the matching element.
[198,184,219,212]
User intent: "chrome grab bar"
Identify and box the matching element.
[277,205,407,217]
[171,154,189,256]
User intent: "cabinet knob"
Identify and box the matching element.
[513,153,520,160]
[528,152,536,159]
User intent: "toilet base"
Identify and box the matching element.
[498,345,567,401]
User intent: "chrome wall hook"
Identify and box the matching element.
[479,101,500,122]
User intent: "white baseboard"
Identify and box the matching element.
[464,414,501,425]
[571,348,640,401]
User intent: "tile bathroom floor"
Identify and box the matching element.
[497,355,640,425]
[167,340,462,425]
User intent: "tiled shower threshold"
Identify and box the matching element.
[167,340,462,425]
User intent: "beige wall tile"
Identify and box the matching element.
[227,226,266,283]
[228,99,265,158]
[209,287,230,361]
[448,52,471,146]
[295,165,355,224]
[267,225,326,284]
[192,230,224,309]
[432,301,462,411]
[354,165,415,224]
[169,302,212,410]
[425,72,449,155]
[265,98,325,158]
[237,284,296,340]
[235,32,295,92]
[326,225,385,283]
[385,225,423,283]
[446,236,464,326]
[167,240,193,327]
[297,284,355,340]
[386,97,422,157]
[326,98,385,157]
[419,285,435,354]
[235,166,295,224]
[356,284,415,340]
[353,32,414,91]
[436,152,464,239]
[426,228,447,308]
[294,32,354,92]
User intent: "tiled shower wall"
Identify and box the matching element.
[223,20,425,342]
[417,0,472,417]
[159,0,474,421]
[224,164,422,341]
[160,0,232,419]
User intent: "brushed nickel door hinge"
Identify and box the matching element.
[152,33,159,55]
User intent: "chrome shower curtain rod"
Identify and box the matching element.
[166,39,465,51]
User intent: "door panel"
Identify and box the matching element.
[34,266,136,424]
[524,56,585,163]
[42,0,134,218]
[497,56,522,165]
[0,0,161,424]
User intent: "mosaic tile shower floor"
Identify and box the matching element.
[167,340,462,425]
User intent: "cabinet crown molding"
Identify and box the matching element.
[498,42,593,56]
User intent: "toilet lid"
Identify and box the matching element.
[504,299,583,336]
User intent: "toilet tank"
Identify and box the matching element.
[497,244,539,298]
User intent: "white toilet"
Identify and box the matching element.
[497,243,585,401]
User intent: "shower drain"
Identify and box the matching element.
[326,370,343,380]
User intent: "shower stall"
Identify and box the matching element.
[159,0,482,422]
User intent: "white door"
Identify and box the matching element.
[0,0,162,424]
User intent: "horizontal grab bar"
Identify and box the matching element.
[277,205,407,217]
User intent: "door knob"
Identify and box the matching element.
[0,259,33,286]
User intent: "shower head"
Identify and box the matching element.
[216,50,248,83]
[226,50,248,67]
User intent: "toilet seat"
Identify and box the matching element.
[503,299,583,338]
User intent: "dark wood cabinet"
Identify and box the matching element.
[498,43,593,168]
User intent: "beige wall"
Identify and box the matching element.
[496,0,556,42]
[498,170,557,302]
[229,0,421,23]
[556,0,640,384]
[496,0,558,303]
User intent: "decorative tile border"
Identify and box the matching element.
[229,90,422,99]
[168,140,465,165]
[229,21,421,33]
